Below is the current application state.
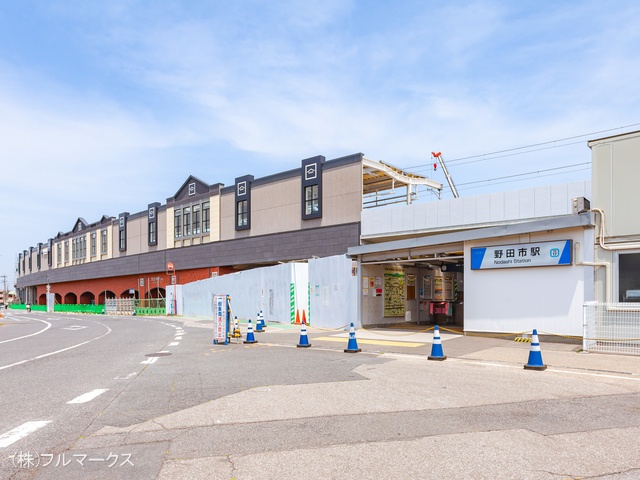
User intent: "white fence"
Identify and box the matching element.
[583,301,640,355]
[105,298,134,315]
[180,254,358,328]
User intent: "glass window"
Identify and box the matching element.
[619,253,640,302]
[237,200,248,227]
[91,232,97,256]
[174,210,182,238]
[119,229,126,250]
[101,229,108,254]
[193,204,201,235]
[149,221,156,245]
[305,185,319,215]
[183,206,191,236]
[57,244,62,264]
[203,202,210,233]
[65,240,69,262]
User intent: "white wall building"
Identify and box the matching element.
[349,182,595,336]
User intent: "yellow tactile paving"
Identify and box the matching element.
[312,336,424,348]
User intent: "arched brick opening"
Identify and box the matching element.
[120,289,140,299]
[146,287,166,299]
[98,290,116,304]
[80,291,95,305]
[64,292,78,304]
[38,293,47,305]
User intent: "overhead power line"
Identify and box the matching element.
[456,165,591,193]
[445,122,640,164]
[403,122,640,172]
[456,162,590,187]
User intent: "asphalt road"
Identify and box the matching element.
[1,312,640,479]
[0,310,186,477]
[0,311,385,479]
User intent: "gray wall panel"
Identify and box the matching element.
[18,223,360,287]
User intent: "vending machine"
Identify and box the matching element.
[419,268,458,324]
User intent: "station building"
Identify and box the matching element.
[348,130,640,336]
[15,153,440,312]
[15,131,640,337]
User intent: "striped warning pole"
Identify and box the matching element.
[307,281,310,326]
[290,283,295,324]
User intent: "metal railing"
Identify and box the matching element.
[583,301,640,355]
[105,298,166,315]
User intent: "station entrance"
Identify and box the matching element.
[358,242,465,330]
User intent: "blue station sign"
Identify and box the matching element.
[471,240,572,270]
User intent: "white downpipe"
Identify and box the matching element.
[575,241,611,303]
[576,241,639,311]
[592,208,640,251]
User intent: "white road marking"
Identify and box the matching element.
[0,421,51,448]
[114,372,137,380]
[63,325,88,331]
[175,336,182,340]
[0,323,112,371]
[169,342,179,346]
[141,357,158,365]
[67,389,109,404]
[0,319,52,344]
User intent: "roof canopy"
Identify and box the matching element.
[362,158,442,194]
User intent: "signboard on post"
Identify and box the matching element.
[471,240,572,270]
[213,294,228,344]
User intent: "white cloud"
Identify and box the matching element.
[4,0,640,283]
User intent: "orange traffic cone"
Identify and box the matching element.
[295,309,301,325]
[302,310,307,325]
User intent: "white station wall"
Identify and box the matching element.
[464,228,593,336]
[180,255,355,328]
[309,255,359,328]
[180,263,300,323]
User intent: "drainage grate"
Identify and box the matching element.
[145,352,173,357]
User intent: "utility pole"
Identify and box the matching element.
[0,275,7,305]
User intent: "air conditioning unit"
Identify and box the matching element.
[572,197,590,214]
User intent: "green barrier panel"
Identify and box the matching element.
[10,305,46,311]
[134,307,166,316]
[53,304,104,314]
[9,304,109,314]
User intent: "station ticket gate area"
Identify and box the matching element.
[359,248,464,330]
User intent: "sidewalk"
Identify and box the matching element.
[65,315,640,480]
[182,317,640,377]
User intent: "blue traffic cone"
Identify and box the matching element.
[258,310,266,329]
[524,329,547,370]
[254,311,264,332]
[428,325,447,361]
[297,323,311,348]
[244,319,258,344]
[344,323,361,353]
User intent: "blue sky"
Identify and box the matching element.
[2,0,640,285]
